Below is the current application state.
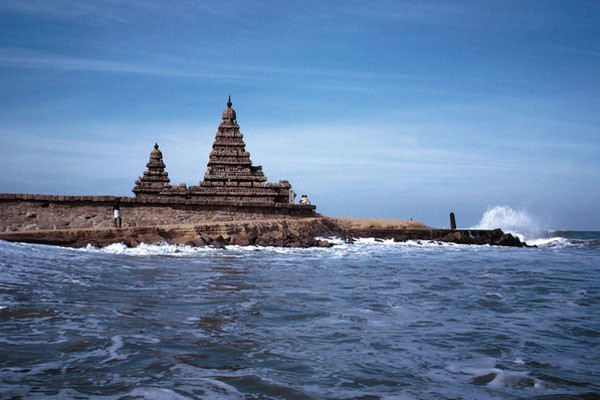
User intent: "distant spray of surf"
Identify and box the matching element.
[471,206,543,242]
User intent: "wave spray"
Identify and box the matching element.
[471,206,542,241]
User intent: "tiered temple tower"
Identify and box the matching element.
[188,97,291,203]
[132,98,295,205]
[132,143,173,198]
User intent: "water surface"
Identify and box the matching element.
[1,234,599,399]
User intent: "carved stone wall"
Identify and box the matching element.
[0,194,316,232]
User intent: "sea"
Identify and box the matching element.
[1,207,599,399]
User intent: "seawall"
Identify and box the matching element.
[0,193,316,232]
[0,217,525,248]
[332,217,524,247]
[0,194,526,248]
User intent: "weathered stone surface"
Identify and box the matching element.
[0,212,527,248]
[0,195,315,233]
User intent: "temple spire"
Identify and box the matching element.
[132,143,171,197]
[221,95,237,123]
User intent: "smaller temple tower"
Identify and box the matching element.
[132,143,172,198]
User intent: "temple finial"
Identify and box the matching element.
[227,95,232,108]
[154,143,159,149]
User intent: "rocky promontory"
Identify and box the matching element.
[0,193,527,248]
[0,212,526,249]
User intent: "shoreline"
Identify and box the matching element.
[0,193,526,248]
[0,216,526,248]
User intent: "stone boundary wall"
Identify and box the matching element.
[0,217,526,248]
[0,193,316,233]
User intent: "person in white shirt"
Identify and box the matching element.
[299,195,311,205]
[113,201,122,228]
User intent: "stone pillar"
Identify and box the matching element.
[450,212,457,230]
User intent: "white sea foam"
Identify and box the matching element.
[486,368,543,389]
[448,364,543,390]
[105,335,127,362]
[343,237,468,248]
[129,334,161,344]
[84,242,217,257]
[75,226,570,257]
[471,205,544,241]
[79,238,472,258]
[118,388,193,400]
[200,378,243,398]
[184,316,200,324]
[528,236,572,248]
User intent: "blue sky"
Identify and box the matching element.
[1,1,599,230]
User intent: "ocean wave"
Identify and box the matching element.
[528,237,573,248]
[73,237,479,257]
[471,205,544,241]
[2,231,599,399]
[82,242,219,257]
[471,206,600,248]
[471,368,543,389]
[528,233,600,249]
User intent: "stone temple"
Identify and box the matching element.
[132,143,174,197]
[132,97,294,204]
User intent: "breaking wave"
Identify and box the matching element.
[77,238,475,257]
[84,242,217,256]
[528,231,600,249]
[471,206,543,241]
[471,206,600,248]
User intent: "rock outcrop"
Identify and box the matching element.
[0,218,338,248]
[0,212,527,249]
[331,217,526,247]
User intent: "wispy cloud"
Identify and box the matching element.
[249,123,523,175]
[0,1,130,23]
[0,0,228,23]
[0,47,252,81]
[343,1,469,24]
[0,47,419,94]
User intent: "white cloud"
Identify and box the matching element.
[0,47,253,81]
[0,46,419,93]
[0,0,227,22]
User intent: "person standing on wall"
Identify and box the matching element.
[300,194,311,205]
[113,199,122,228]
